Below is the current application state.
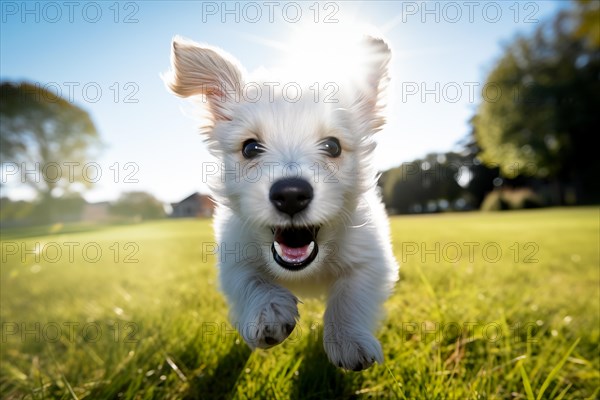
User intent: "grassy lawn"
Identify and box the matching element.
[1,207,598,399]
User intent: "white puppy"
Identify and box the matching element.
[165,35,399,371]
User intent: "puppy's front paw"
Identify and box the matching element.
[240,287,299,349]
[323,325,384,371]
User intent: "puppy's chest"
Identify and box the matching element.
[275,271,337,298]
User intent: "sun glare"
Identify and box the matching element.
[277,22,382,85]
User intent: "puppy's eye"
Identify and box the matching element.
[320,137,342,158]
[242,139,264,159]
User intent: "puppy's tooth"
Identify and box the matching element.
[307,241,315,256]
[274,242,283,258]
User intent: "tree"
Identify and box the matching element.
[472,6,600,203]
[110,192,166,220]
[380,153,465,214]
[458,135,501,208]
[0,197,35,225]
[574,0,600,49]
[0,81,102,220]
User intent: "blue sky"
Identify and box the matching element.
[1,1,567,203]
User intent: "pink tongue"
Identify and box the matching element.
[278,242,310,262]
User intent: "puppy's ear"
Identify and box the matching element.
[164,36,244,121]
[353,36,391,133]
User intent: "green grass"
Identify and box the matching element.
[1,207,598,399]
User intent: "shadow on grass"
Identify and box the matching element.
[184,343,251,400]
[291,331,359,400]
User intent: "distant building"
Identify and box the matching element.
[170,192,214,218]
[81,201,111,222]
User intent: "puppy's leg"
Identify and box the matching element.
[220,264,298,349]
[323,266,390,371]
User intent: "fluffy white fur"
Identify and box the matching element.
[165,35,399,371]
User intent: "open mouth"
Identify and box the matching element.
[271,226,320,271]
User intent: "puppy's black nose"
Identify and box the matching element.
[269,178,313,216]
